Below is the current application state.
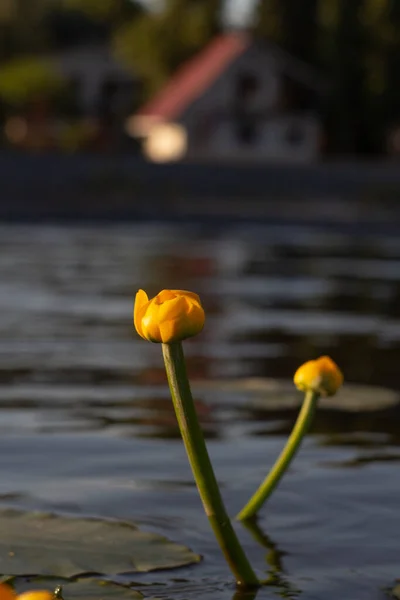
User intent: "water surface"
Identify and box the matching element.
[0,223,399,600]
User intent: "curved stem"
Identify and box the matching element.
[236,390,319,521]
[162,342,259,589]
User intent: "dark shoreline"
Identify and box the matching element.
[1,154,400,226]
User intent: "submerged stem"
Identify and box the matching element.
[162,342,259,589]
[236,390,319,521]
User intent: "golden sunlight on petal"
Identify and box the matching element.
[159,319,180,343]
[170,290,201,304]
[134,289,149,338]
[159,295,188,322]
[17,592,54,600]
[156,290,178,303]
[142,303,162,342]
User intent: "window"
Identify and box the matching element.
[285,122,305,146]
[233,72,260,144]
[235,73,259,102]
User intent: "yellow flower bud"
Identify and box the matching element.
[134,289,205,343]
[17,593,53,600]
[0,585,53,600]
[294,355,343,396]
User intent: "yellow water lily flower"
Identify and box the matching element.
[0,584,53,600]
[16,593,53,600]
[294,355,343,396]
[134,289,205,343]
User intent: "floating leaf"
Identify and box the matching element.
[62,579,145,600]
[0,510,200,579]
[196,379,400,412]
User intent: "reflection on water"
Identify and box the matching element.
[241,519,298,597]
[0,223,400,600]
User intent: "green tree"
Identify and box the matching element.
[0,0,144,58]
[60,0,143,26]
[324,0,399,153]
[327,0,368,152]
[385,1,400,129]
[0,0,53,57]
[254,0,319,65]
[253,0,397,154]
[0,56,64,106]
[114,0,222,99]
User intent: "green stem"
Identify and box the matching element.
[236,390,319,521]
[162,342,259,589]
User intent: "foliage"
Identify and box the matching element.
[253,0,400,153]
[0,510,200,579]
[255,0,319,65]
[114,0,221,98]
[0,57,64,105]
[61,0,128,20]
[0,0,398,154]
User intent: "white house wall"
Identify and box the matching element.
[177,45,320,163]
[182,46,281,134]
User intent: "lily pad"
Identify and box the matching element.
[0,510,200,579]
[196,378,400,412]
[60,580,144,600]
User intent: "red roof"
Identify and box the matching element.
[136,33,250,120]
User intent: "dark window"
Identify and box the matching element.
[285,122,305,145]
[235,119,258,144]
[235,73,259,102]
[280,76,318,111]
[233,72,260,144]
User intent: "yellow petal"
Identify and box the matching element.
[141,300,162,342]
[170,290,201,305]
[161,304,205,342]
[294,359,317,390]
[159,318,180,343]
[186,302,205,333]
[0,584,17,600]
[17,592,53,600]
[317,355,343,395]
[134,289,149,338]
[156,290,178,303]
[159,295,188,323]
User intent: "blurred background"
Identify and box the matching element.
[0,0,399,159]
[0,0,399,219]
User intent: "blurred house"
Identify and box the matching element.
[54,44,137,117]
[1,43,139,153]
[127,32,325,164]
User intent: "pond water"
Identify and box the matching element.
[0,223,400,600]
